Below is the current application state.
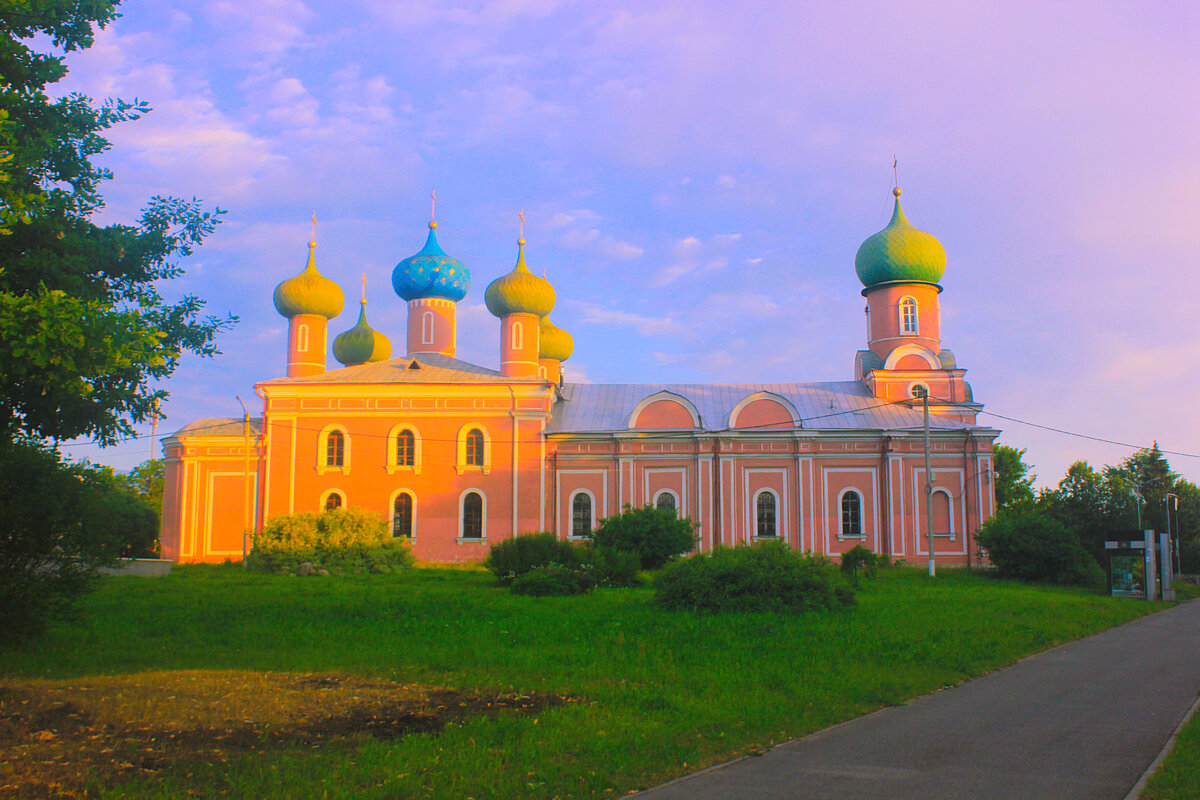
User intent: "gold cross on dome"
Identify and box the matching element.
[361,273,367,302]
[431,189,436,222]
[519,209,525,239]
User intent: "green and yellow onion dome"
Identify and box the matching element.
[333,300,392,366]
[485,240,556,318]
[273,241,346,319]
[854,188,946,288]
[392,222,470,302]
[538,316,573,362]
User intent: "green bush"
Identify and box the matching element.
[578,543,642,588]
[840,545,879,583]
[591,505,696,570]
[654,541,856,614]
[247,508,412,574]
[977,510,1104,588]
[1179,540,1200,574]
[510,564,595,596]
[485,531,580,585]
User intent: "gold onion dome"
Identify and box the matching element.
[485,239,556,317]
[854,187,946,289]
[273,241,345,319]
[333,299,392,366]
[538,316,573,362]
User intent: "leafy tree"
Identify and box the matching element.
[590,505,696,570]
[0,1,233,445]
[977,510,1104,588]
[113,458,164,524]
[1120,443,1178,534]
[993,444,1036,511]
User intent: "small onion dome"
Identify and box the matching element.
[854,188,946,288]
[538,315,573,362]
[392,222,470,302]
[485,239,556,318]
[274,241,345,319]
[333,300,392,366]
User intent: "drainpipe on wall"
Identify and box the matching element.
[963,431,974,570]
[880,436,892,559]
[712,438,722,549]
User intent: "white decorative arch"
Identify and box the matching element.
[752,488,780,540]
[389,488,417,540]
[653,489,679,515]
[297,323,310,352]
[316,423,350,474]
[458,488,487,541]
[568,489,596,537]
[387,423,422,474]
[883,343,940,371]
[319,488,346,511]
[728,391,801,429]
[455,424,492,474]
[932,487,955,538]
[627,390,702,429]
[837,487,867,540]
[898,295,919,335]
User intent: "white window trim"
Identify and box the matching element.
[456,424,492,475]
[421,311,434,345]
[297,323,310,352]
[752,488,780,540]
[908,382,931,400]
[653,489,679,515]
[386,424,423,475]
[899,296,919,336]
[568,489,596,538]
[319,488,346,511]
[316,424,350,475]
[727,391,800,429]
[389,488,417,540]
[457,488,487,542]
[511,320,524,351]
[837,487,867,541]
[932,487,956,540]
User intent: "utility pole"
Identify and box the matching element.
[919,386,935,577]
[1166,493,1179,575]
[237,395,251,567]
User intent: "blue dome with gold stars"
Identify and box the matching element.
[392,221,470,302]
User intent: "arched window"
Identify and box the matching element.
[422,311,434,345]
[933,490,953,537]
[899,296,918,336]
[297,323,309,352]
[755,490,777,538]
[462,491,484,539]
[841,491,863,538]
[395,430,415,467]
[511,321,523,350]
[325,430,345,467]
[571,492,593,537]
[655,491,677,514]
[393,493,413,538]
[324,491,343,511]
[465,429,484,467]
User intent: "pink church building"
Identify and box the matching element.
[161,188,999,566]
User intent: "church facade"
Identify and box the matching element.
[160,188,999,566]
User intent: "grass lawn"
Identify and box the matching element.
[0,564,1168,799]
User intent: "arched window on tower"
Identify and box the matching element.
[511,321,524,350]
[841,490,863,538]
[571,492,593,537]
[422,311,434,345]
[655,491,677,515]
[393,493,413,538]
[755,490,777,538]
[899,296,919,336]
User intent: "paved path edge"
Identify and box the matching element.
[630,599,1196,799]
[1122,690,1200,800]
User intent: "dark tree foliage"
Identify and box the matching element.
[590,504,696,570]
[977,510,1104,588]
[993,444,1036,512]
[0,1,233,445]
[0,436,127,642]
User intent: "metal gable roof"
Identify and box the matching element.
[546,381,981,434]
[258,353,544,386]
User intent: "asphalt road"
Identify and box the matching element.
[636,599,1200,800]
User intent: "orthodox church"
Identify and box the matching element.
[160,187,999,566]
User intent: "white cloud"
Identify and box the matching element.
[573,303,686,337]
[652,234,740,286]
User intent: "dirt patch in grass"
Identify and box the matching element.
[0,670,572,798]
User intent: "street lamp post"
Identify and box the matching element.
[1166,492,1179,576]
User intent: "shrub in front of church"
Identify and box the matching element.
[976,510,1103,588]
[590,505,697,570]
[839,544,879,585]
[653,541,856,614]
[485,531,581,585]
[577,543,642,588]
[510,564,597,596]
[247,508,412,575]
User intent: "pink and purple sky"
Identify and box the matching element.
[57,0,1200,487]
